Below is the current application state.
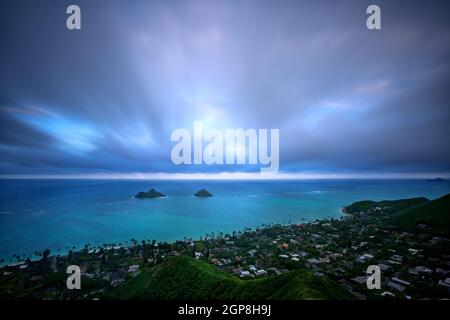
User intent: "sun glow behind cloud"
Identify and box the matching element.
[0,1,449,176]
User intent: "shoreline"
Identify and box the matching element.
[0,219,317,268]
[1,193,449,300]
[1,181,449,267]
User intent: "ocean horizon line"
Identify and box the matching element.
[1,172,449,180]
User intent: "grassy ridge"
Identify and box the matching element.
[391,194,450,232]
[345,197,430,214]
[107,255,352,300]
[108,194,450,300]
[345,193,450,232]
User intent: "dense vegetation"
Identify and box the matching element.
[2,193,448,300]
[345,197,430,214]
[106,255,351,300]
[345,194,450,233]
[391,194,450,232]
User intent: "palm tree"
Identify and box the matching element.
[42,249,51,261]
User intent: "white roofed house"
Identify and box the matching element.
[387,277,411,293]
[438,278,450,293]
[307,258,320,265]
[240,270,251,278]
[391,277,411,286]
[407,248,420,255]
[266,267,281,275]
[351,276,368,285]
[378,263,390,271]
[409,266,433,275]
[356,253,374,263]
[255,269,268,276]
[380,291,396,298]
[128,264,140,277]
[110,279,125,287]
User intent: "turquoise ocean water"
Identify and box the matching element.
[0,179,449,262]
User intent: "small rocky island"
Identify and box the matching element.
[135,188,166,199]
[427,178,447,182]
[194,189,213,197]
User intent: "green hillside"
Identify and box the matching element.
[345,193,450,232]
[106,255,351,300]
[345,197,430,214]
[391,193,450,232]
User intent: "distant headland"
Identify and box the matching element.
[427,178,448,182]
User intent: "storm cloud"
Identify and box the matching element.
[0,0,449,176]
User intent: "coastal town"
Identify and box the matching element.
[1,197,449,300]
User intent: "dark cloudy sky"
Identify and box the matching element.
[0,0,449,177]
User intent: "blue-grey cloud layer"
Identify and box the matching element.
[0,0,449,174]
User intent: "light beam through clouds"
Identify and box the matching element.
[0,0,449,178]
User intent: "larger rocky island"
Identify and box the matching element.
[135,188,166,199]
